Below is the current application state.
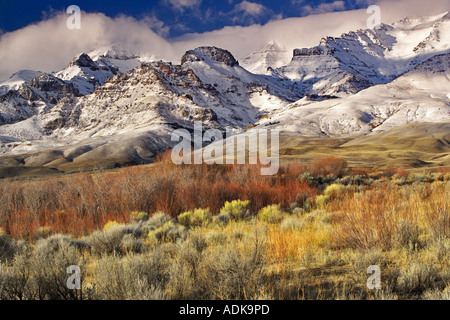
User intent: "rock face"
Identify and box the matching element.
[293,47,326,56]
[182,47,239,67]
[68,53,98,70]
[29,74,78,96]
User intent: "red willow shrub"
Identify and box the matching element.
[309,156,349,178]
[0,159,317,239]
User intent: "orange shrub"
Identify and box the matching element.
[0,161,317,239]
[309,156,348,178]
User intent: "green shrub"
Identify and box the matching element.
[103,221,121,232]
[165,233,209,299]
[31,235,84,300]
[315,195,330,209]
[324,184,347,198]
[92,255,166,300]
[0,232,17,263]
[258,205,285,224]
[280,217,305,231]
[352,249,384,276]
[202,237,266,299]
[205,231,228,245]
[130,211,149,222]
[395,220,420,250]
[121,234,146,254]
[35,226,52,239]
[148,222,187,244]
[86,225,127,256]
[0,248,36,300]
[422,287,450,300]
[397,262,440,295]
[178,208,212,228]
[213,212,231,226]
[220,200,251,221]
[148,212,172,229]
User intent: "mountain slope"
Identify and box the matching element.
[269,11,450,99]
[0,12,449,176]
[241,42,292,75]
[0,47,298,168]
[255,52,450,137]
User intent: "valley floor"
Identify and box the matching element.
[0,156,449,300]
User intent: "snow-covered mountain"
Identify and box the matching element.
[55,43,152,96]
[241,42,292,75]
[0,12,449,173]
[270,11,450,99]
[255,52,450,137]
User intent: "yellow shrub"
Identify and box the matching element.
[258,205,285,224]
[315,195,330,209]
[130,211,149,222]
[220,200,251,221]
[178,208,212,228]
[324,184,347,198]
[103,220,121,231]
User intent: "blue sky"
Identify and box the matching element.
[0,0,372,37]
[2,0,447,82]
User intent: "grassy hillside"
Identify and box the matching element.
[1,122,449,180]
[280,122,450,171]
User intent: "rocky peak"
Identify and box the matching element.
[293,46,333,57]
[68,53,98,70]
[29,74,78,96]
[181,47,239,67]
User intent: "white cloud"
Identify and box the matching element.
[374,0,450,21]
[141,14,171,37]
[0,12,174,81]
[234,1,268,16]
[0,0,449,81]
[302,1,346,15]
[172,0,450,62]
[171,9,371,63]
[165,0,202,11]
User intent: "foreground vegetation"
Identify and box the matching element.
[0,156,449,300]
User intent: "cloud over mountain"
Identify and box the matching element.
[0,0,449,81]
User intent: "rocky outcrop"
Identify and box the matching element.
[293,46,334,57]
[68,53,98,71]
[293,47,322,56]
[181,47,239,67]
[29,74,78,96]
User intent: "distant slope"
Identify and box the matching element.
[278,122,450,170]
[256,53,450,137]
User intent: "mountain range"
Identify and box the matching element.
[0,12,449,176]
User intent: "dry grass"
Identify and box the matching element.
[0,155,449,300]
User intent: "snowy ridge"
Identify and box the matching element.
[0,12,449,170]
[241,42,292,75]
[255,53,450,137]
